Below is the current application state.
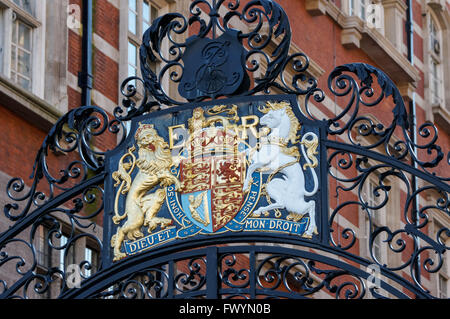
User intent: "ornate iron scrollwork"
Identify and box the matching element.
[323,63,449,294]
[124,0,319,108]
[0,105,124,298]
[4,106,124,223]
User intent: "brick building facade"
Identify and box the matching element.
[0,0,448,298]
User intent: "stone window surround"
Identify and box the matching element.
[305,0,420,95]
[126,0,159,77]
[344,0,386,35]
[427,192,450,298]
[424,1,450,132]
[361,176,388,264]
[0,0,45,98]
[119,0,173,104]
[306,0,450,132]
[0,0,68,130]
[355,154,402,287]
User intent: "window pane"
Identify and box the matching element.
[92,250,98,271]
[349,0,355,16]
[128,65,137,87]
[13,0,35,16]
[429,18,437,50]
[17,49,31,77]
[128,11,137,34]
[128,41,137,87]
[36,226,45,266]
[151,6,158,22]
[360,0,366,20]
[11,46,17,72]
[431,60,441,104]
[59,235,67,271]
[18,21,31,51]
[128,41,137,65]
[128,0,137,34]
[143,2,158,33]
[128,64,137,78]
[373,236,381,261]
[12,21,17,44]
[439,275,447,298]
[10,20,32,90]
[128,0,136,11]
[84,248,92,277]
[143,1,150,20]
[143,21,150,33]
[10,71,17,83]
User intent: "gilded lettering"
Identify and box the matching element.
[168,124,187,150]
[240,115,259,140]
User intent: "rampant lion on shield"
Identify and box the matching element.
[110,123,181,261]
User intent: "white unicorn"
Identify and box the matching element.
[242,102,319,237]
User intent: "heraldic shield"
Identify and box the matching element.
[179,152,246,233]
[106,95,324,262]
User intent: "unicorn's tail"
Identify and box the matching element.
[301,132,319,197]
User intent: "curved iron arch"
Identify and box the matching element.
[59,240,431,299]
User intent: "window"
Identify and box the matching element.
[84,246,100,277]
[346,0,383,32]
[121,0,162,130]
[438,274,447,299]
[127,0,159,81]
[363,179,386,264]
[59,234,75,271]
[58,235,67,271]
[10,17,32,90]
[429,16,439,51]
[12,0,35,15]
[35,225,51,268]
[128,0,137,35]
[128,41,138,85]
[370,211,383,263]
[427,14,444,106]
[348,0,367,20]
[435,220,449,299]
[0,0,45,96]
[430,60,441,105]
[34,224,52,298]
[143,1,158,35]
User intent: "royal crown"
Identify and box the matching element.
[135,122,155,138]
[185,107,240,158]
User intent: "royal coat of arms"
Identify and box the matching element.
[178,105,246,233]
[107,97,322,262]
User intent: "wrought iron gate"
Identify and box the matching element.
[0,0,448,299]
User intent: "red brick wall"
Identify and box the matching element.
[93,48,119,104]
[67,0,120,153]
[68,0,120,109]
[0,105,46,183]
[94,0,120,50]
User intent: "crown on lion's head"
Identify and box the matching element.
[134,122,170,155]
[135,122,155,140]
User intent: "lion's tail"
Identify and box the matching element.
[112,178,129,224]
[112,146,136,224]
[110,233,117,247]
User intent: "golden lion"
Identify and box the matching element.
[111,123,181,261]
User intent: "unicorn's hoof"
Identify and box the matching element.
[251,210,261,217]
